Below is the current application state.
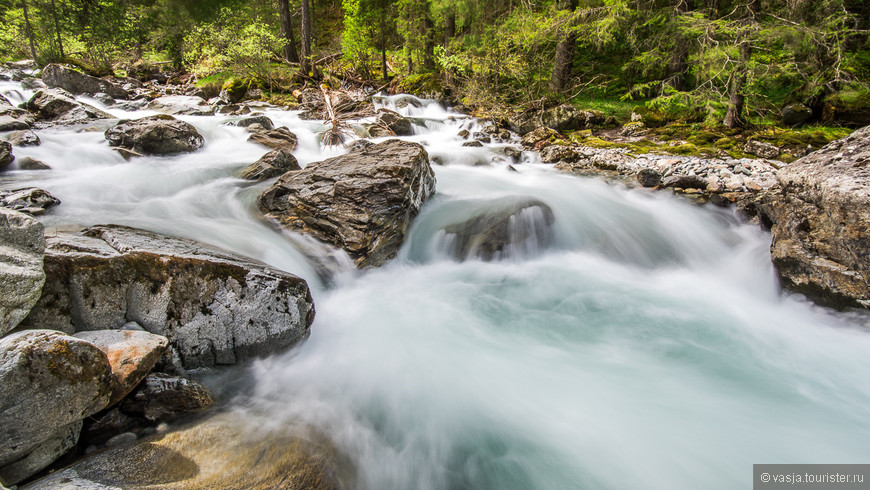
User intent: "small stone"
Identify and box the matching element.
[105,432,137,448]
[17,156,51,170]
[637,168,662,187]
[6,129,40,147]
[463,140,483,147]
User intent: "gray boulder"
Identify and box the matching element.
[637,168,663,187]
[259,139,436,268]
[0,208,45,336]
[521,127,559,148]
[5,129,40,147]
[120,373,213,422]
[24,89,113,125]
[0,104,35,131]
[228,115,274,130]
[73,330,169,406]
[744,140,781,159]
[540,145,581,163]
[24,225,316,370]
[145,95,213,116]
[0,187,61,215]
[105,114,204,155]
[247,126,298,152]
[541,104,583,132]
[758,125,870,308]
[17,157,51,170]
[41,64,128,99]
[0,330,112,484]
[375,109,412,136]
[0,141,12,170]
[442,198,555,261]
[240,149,300,181]
[662,175,709,190]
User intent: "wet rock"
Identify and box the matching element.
[247,126,298,152]
[499,146,523,163]
[0,141,12,170]
[462,140,483,147]
[91,92,116,106]
[228,115,273,130]
[240,149,301,181]
[758,125,870,309]
[2,421,82,486]
[637,168,662,187]
[25,89,113,125]
[19,77,47,91]
[105,114,205,155]
[781,103,813,126]
[0,113,32,131]
[120,373,213,422]
[0,208,45,336]
[457,129,469,139]
[442,198,555,261]
[0,330,112,484]
[5,129,40,147]
[17,156,51,170]
[375,109,412,136]
[41,64,128,99]
[146,95,213,116]
[662,174,708,190]
[24,413,349,490]
[73,330,169,406]
[259,139,436,268]
[0,187,61,215]
[24,225,316,370]
[744,140,780,159]
[472,132,491,143]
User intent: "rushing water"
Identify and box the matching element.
[3,84,870,489]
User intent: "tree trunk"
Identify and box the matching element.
[445,9,455,42]
[278,0,299,62]
[21,0,38,61]
[424,16,435,70]
[49,0,64,58]
[666,0,689,91]
[549,0,578,92]
[380,23,388,81]
[723,0,757,128]
[406,49,413,74]
[300,0,313,75]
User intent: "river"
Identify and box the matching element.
[3,81,870,489]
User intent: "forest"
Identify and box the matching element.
[1,0,869,133]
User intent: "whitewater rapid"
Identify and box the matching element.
[3,84,870,489]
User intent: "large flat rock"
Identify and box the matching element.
[258,139,436,267]
[24,225,315,369]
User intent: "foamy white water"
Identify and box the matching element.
[2,86,869,489]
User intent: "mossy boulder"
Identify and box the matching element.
[822,90,870,127]
[0,330,113,485]
[220,78,248,104]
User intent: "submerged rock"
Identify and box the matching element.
[240,149,300,181]
[0,141,12,170]
[73,330,170,406]
[441,198,556,262]
[120,373,214,422]
[0,330,113,485]
[259,139,436,268]
[0,208,45,336]
[24,225,316,370]
[248,126,298,152]
[0,187,61,215]
[145,95,213,116]
[41,63,128,99]
[24,413,350,490]
[105,114,205,155]
[5,129,40,147]
[758,125,870,309]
